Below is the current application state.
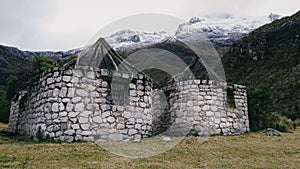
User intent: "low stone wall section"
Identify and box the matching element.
[9,66,153,142]
[153,80,249,136]
[9,67,249,142]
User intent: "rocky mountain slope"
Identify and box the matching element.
[0,45,81,89]
[0,45,34,90]
[222,10,300,130]
[105,14,279,56]
[0,14,276,90]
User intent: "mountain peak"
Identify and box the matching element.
[102,14,280,53]
[189,17,205,24]
[268,13,282,21]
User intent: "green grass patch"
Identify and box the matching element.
[0,123,299,168]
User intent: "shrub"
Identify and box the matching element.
[273,114,293,132]
[6,76,23,100]
[293,119,300,129]
[35,126,49,142]
[0,89,10,123]
[247,85,277,131]
[247,85,296,132]
[34,56,55,74]
[7,76,19,86]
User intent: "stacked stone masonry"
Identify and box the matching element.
[8,66,249,142]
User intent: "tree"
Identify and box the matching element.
[6,75,23,100]
[7,76,19,86]
[247,85,291,131]
[0,89,10,123]
[34,56,55,74]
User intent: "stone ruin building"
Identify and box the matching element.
[8,38,249,142]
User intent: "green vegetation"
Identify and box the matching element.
[0,56,55,123]
[7,76,19,86]
[34,56,55,74]
[0,123,299,168]
[6,75,24,101]
[0,46,35,123]
[67,55,78,61]
[223,11,300,131]
[247,85,297,132]
[0,90,10,123]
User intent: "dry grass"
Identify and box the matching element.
[0,123,299,169]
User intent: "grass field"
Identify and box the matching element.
[0,123,299,169]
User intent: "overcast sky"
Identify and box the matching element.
[0,0,299,51]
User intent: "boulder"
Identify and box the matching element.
[264,128,280,136]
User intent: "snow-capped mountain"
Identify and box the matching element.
[105,13,282,53]
[175,14,282,48]
[104,30,170,55]
[0,13,283,64]
[9,13,279,59]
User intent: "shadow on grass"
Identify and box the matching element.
[0,129,34,144]
[0,123,35,144]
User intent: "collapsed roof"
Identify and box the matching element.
[75,37,225,83]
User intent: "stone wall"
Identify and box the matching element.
[153,80,249,136]
[9,66,153,142]
[8,66,249,142]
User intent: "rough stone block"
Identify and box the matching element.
[87,104,99,111]
[206,111,214,117]
[67,88,75,97]
[73,70,83,77]
[102,111,111,118]
[59,103,65,111]
[122,111,131,118]
[210,106,218,112]
[59,111,67,117]
[64,136,74,142]
[94,98,106,103]
[72,97,82,103]
[71,124,80,130]
[56,131,62,137]
[129,83,136,89]
[81,111,93,117]
[75,135,82,141]
[133,134,142,142]
[66,103,74,112]
[64,130,75,135]
[79,117,88,123]
[202,105,210,111]
[128,129,138,136]
[139,102,146,108]
[71,77,79,83]
[108,133,123,142]
[116,123,124,129]
[101,81,108,87]
[52,103,59,112]
[187,101,193,107]
[81,131,92,136]
[76,89,89,97]
[129,90,136,96]
[100,105,110,111]
[81,124,90,130]
[92,116,102,124]
[107,117,115,123]
[87,71,95,79]
[69,112,79,118]
[62,76,71,82]
[52,113,58,119]
[75,103,85,111]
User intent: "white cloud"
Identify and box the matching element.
[0,0,299,51]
